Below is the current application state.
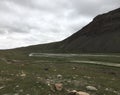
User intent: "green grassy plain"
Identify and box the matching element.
[0,51,120,95]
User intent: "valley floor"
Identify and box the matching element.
[0,53,120,95]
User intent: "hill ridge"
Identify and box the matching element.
[60,8,120,53]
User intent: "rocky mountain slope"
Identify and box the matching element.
[61,8,120,53]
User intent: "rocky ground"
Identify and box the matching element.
[0,54,120,95]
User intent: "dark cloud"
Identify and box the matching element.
[0,0,119,49]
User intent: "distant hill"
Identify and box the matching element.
[61,8,120,53]
[8,8,120,54]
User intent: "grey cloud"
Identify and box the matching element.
[70,0,120,17]
[11,0,71,13]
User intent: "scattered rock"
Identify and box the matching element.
[20,73,26,77]
[0,86,5,89]
[68,90,89,95]
[68,90,77,95]
[54,83,63,91]
[76,91,90,95]
[26,94,30,95]
[105,88,109,91]
[72,66,77,70]
[67,80,72,83]
[83,76,91,79]
[16,85,19,88]
[57,74,62,79]
[14,93,19,95]
[20,71,26,77]
[86,86,98,91]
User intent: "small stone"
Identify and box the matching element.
[48,83,50,86]
[68,90,77,95]
[57,74,62,79]
[86,86,98,91]
[105,88,109,91]
[72,66,77,70]
[0,86,5,89]
[20,71,26,77]
[76,91,90,95]
[20,73,26,77]
[68,90,89,95]
[54,83,63,91]
[14,93,19,95]
[26,94,30,95]
[16,85,19,88]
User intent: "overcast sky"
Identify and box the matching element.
[0,0,120,49]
